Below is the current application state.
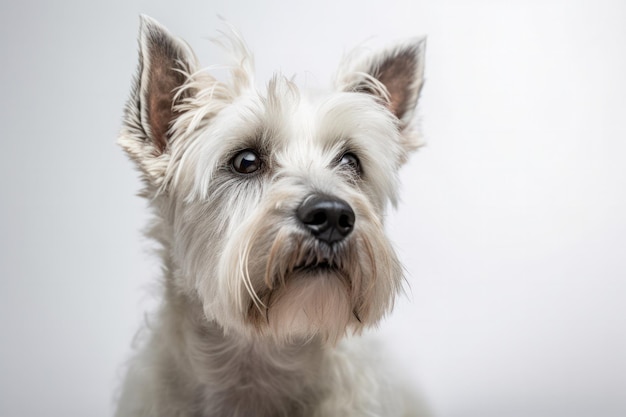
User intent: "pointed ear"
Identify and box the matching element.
[120,15,198,183]
[338,38,426,130]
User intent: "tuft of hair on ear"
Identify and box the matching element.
[119,15,198,186]
[337,38,426,131]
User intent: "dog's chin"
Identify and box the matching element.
[247,267,362,344]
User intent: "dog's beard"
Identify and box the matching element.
[218,200,403,344]
[248,231,360,343]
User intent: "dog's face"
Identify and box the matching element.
[120,16,425,343]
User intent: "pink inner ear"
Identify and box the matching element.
[375,51,418,121]
[145,41,189,155]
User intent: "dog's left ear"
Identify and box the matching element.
[338,38,426,131]
[120,15,198,185]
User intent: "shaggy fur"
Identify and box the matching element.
[116,15,426,417]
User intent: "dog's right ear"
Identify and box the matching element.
[119,15,198,184]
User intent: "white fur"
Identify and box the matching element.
[116,15,426,417]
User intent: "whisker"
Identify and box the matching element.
[240,229,266,312]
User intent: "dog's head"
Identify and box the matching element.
[120,16,425,343]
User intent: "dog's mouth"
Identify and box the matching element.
[294,258,341,274]
[281,239,347,277]
[262,239,351,289]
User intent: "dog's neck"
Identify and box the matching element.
[155,281,327,417]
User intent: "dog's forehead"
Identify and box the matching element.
[251,79,401,159]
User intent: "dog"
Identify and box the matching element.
[116,15,426,417]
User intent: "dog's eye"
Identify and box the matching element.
[232,150,261,174]
[338,152,361,174]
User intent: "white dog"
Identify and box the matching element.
[116,15,426,417]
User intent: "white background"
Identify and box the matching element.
[1,1,625,416]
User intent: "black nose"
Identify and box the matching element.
[296,195,355,244]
